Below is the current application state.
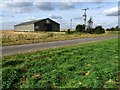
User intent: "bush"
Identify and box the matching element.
[75,24,85,33]
[66,29,71,34]
[87,28,94,34]
[108,27,115,31]
[94,26,105,34]
[115,26,120,31]
[106,26,120,31]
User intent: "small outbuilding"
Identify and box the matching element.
[14,18,60,32]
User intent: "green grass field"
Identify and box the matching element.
[2,38,119,89]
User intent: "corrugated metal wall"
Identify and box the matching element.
[35,19,60,31]
[14,24,34,31]
[51,21,60,32]
[34,20,45,31]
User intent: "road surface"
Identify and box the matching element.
[2,36,118,56]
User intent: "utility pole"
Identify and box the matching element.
[82,8,89,32]
[70,19,72,30]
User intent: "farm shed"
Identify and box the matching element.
[14,18,60,32]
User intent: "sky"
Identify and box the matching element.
[0,0,120,30]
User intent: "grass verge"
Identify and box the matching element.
[2,38,119,89]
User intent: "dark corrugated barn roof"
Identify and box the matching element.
[14,18,60,26]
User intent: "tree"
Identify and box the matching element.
[94,26,105,34]
[66,29,71,34]
[87,28,94,34]
[106,26,120,31]
[87,17,93,29]
[75,24,85,32]
[110,27,115,31]
[115,26,120,31]
[106,28,111,31]
[87,17,93,33]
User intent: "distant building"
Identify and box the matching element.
[14,18,60,32]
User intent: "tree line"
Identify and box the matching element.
[75,17,120,34]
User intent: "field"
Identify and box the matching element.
[1,30,119,46]
[2,38,119,89]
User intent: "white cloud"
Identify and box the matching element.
[48,14,62,19]
[34,2,76,11]
[103,6,120,16]
[0,2,4,8]
[1,1,77,13]
[25,16,35,21]
[58,2,75,10]
[91,0,103,2]
[34,2,54,11]
[2,0,33,13]
[74,17,82,20]
[2,0,32,2]
[84,0,119,2]
[33,0,83,2]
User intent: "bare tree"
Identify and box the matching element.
[87,17,93,29]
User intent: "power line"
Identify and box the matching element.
[82,8,89,32]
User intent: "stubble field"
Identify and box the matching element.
[1,30,119,46]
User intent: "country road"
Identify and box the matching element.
[2,35,118,56]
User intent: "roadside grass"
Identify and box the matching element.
[1,30,119,46]
[2,38,119,89]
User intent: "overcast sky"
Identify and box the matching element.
[0,0,120,30]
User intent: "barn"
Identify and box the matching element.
[14,18,60,32]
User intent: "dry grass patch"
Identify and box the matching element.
[1,30,118,46]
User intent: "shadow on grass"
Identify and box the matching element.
[2,60,24,67]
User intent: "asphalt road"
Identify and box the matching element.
[2,35,118,56]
